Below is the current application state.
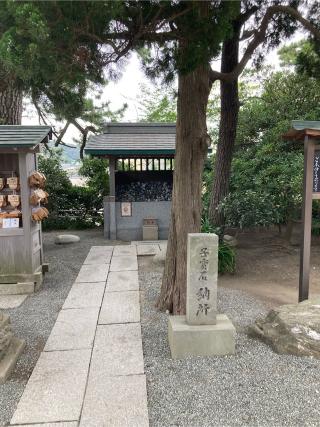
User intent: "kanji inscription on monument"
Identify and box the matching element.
[186,233,218,325]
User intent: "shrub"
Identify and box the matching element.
[201,214,236,274]
[38,150,103,230]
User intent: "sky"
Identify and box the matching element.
[22,29,305,146]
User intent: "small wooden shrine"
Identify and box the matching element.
[283,120,320,302]
[0,126,52,293]
[85,123,175,241]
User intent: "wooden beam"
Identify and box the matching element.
[109,156,116,196]
[299,136,315,302]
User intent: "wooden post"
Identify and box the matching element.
[109,156,116,196]
[299,137,315,302]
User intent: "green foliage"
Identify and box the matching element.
[218,242,236,274]
[79,157,109,198]
[138,84,177,122]
[201,213,235,274]
[38,150,103,230]
[38,150,72,216]
[216,70,320,229]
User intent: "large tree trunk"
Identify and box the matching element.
[156,63,211,314]
[209,33,240,227]
[0,70,23,125]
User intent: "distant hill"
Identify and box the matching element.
[61,145,80,165]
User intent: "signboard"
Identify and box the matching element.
[2,218,19,228]
[313,150,320,193]
[121,202,132,217]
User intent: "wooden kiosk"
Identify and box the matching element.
[283,120,320,302]
[0,126,52,294]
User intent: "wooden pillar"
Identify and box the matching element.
[109,156,116,196]
[299,136,315,302]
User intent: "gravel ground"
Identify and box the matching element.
[140,271,320,427]
[0,228,114,426]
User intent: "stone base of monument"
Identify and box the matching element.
[0,313,25,384]
[168,313,236,359]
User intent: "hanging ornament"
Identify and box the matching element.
[7,176,19,190]
[28,171,46,188]
[7,194,20,209]
[0,195,6,209]
[30,189,49,205]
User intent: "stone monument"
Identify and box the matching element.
[0,312,25,383]
[168,233,235,359]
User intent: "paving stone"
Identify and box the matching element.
[75,264,109,283]
[12,423,78,427]
[0,294,27,309]
[112,245,136,257]
[106,270,139,292]
[83,250,112,265]
[90,245,114,253]
[90,324,144,377]
[109,255,138,272]
[63,282,105,309]
[80,374,149,427]
[44,308,99,351]
[99,291,140,324]
[10,349,91,425]
[137,244,159,256]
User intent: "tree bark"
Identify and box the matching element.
[0,70,23,125]
[156,63,211,314]
[209,32,240,227]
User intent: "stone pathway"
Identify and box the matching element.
[131,240,167,256]
[10,245,149,427]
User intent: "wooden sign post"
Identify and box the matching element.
[283,121,320,302]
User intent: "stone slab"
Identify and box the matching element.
[0,294,27,309]
[0,337,25,384]
[168,314,236,359]
[137,244,160,256]
[109,255,138,272]
[0,282,34,295]
[44,307,99,351]
[63,282,106,309]
[106,270,139,292]
[112,245,137,257]
[75,264,109,283]
[80,374,149,427]
[12,423,78,427]
[83,250,112,265]
[99,291,140,324]
[90,324,144,376]
[186,233,218,325]
[10,348,91,425]
[90,245,114,254]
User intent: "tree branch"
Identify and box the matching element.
[209,5,320,84]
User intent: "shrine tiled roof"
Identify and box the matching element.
[85,123,176,156]
[0,126,52,148]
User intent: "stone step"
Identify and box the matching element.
[0,282,34,295]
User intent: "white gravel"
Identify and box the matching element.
[140,271,320,427]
